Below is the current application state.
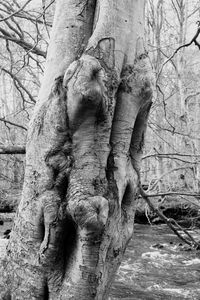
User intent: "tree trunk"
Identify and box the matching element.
[2,1,153,299]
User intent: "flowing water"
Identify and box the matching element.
[111,224,200,300]
[1,222,200,299]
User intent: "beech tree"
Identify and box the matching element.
[1,0,153,299]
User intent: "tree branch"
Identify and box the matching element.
[0,0,32,22]
[0,27,46,58]
[143,152,200,164]
[157,26,200,81]
[139,184,200,248]
[0,117,27,131]
[142,191,200,198]
[150,121,200,140]
[143,152,200,159]
[148,165,192,192]
[1,67,36,104]
[0,145,25,154]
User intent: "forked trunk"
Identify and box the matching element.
[2,1,153,299]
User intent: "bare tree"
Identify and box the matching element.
[144,0,200,193]
[0,0,54,189]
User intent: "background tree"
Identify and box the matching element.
[0,0,51,200]
[143,0,200,196]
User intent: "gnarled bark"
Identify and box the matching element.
[1,1,154,299]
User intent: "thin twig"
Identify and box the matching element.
[157,26,200,82]
[0,117,27,131]
[148,165,192,192]
[0,27,46,58]
[0,0,32,22]
[1,67,36,103]
[143,152,200,159]
[41,0,50,38]
[142,191,200,198]
[36,0,55,21]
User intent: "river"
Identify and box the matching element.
[111,224,200,300]
[1,222,200,299]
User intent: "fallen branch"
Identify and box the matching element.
[143,152,200,159]
[144,191,200,198]
[139,184,200,249]
[0,146,25,154]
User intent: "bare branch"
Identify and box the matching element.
[148,166,192,192]
[9,12,51,26]
[0,0,32,22]
[142,191,200,198]
[157,26,200,81]
[139,185,200,248]
[0,145,25,154]
[150,122,200,140]
[0,117,27,131]
[38,0,55,38]
[0,27,46,58]
[143,152,200,159]
[2,67,36,104]
[143,152,200,164]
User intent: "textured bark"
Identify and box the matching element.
[2,1,154,299]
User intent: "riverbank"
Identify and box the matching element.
[1,223,200,299]
[135,193,200,227]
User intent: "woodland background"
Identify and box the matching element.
[0,0,200,214]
